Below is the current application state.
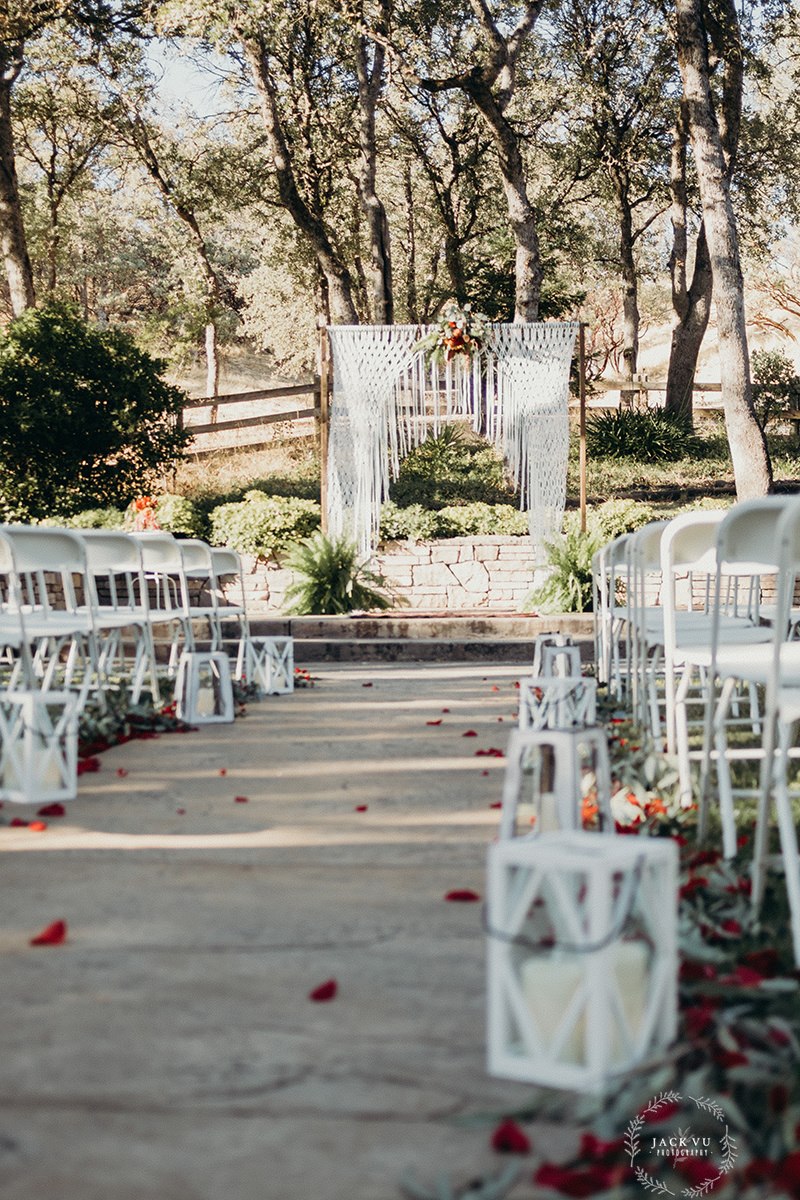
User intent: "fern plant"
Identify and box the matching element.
[528,525,600,613]
[284,532,397,614]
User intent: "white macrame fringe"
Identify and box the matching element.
[327,323,579,558]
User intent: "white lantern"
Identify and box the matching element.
[241,636,294,696]
[499,726,613,839]
[175,651,234,724]
[486,830,678,1092]
[518,676,597,731]
[0,691,78,804]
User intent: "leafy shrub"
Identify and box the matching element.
[124,493,207,538]
[752,348,800,429]
[60,507,126,529]
[435,502,529,537]
[390,426,517,508]
[0,302,188,518]
[590,498,657,541]
[586,408,705,462]
[209,491,320,559]
[379,501,439,541]
[284,533,397,614]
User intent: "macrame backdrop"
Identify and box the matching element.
[326,322,579,556]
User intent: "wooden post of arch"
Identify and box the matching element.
[317,322,331,534]
[578,322,588,534]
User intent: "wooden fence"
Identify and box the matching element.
[181,380,322,457]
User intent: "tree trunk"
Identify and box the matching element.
[47,192,59,293]
[356,33,393,324]
[244,39,359,326]
[0,58,35,315]
[465,82,541,321]
[205,322,219,401]
[675,0,771,498]
[403,164,418,322]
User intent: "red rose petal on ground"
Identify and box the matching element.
[489,801,502,808]
[38,802,65,817]
[441,707,450,713]
[309,978,337,1002]
[426,719,443,726]
[354,805,368,812]
[444,889,481,902]
[30,919,67,946]
[9,817,28,827]
[218,768,227,776]
[491,1118,531,1154]
[462,730,478,737]
[491,685,500,692]
[234,795,249,804]
[482,770,490,776]
[77,756,101,775]
[176,808,186,815]
[116,768,128,777]
[28,821,47,832]
[361,682,373,688]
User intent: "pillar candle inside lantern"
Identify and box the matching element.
[4,737,62,793]
[520,939,649,1067]
[195,686,216,716]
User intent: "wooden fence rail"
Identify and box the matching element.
[182,380,321,456]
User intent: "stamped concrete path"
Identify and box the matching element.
[0,663,577,1200]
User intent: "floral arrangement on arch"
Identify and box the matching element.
[413,301,490,367]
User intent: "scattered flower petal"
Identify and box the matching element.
[444,889,481,902]
[9,817,28,827]
[491,1118,531,1154]
[234,795,249,804]
[218,768,227,776]
[462,730,478,737]
[426,719,442,726]
[361,682,373,688]
[489,801,502,808]
[28,821,47,832]
[77,756,101,776]
[116,768,128,778]
[309,978,337,1002]
[30,919,67,947]
[176,807,186,815]
[354,805,368,812]
[37,802,65,817]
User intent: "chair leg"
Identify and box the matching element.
[712,677,739,860]
[772,719,800,967]
[675,665,695,810]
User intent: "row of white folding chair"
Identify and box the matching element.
[592,533,632,699]
[0,525,105,710]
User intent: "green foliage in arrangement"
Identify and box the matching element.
[284,532,397,614]
[0,303,188,519]
[751,348,800,430]
[586,407,705,462]
[528,499,662,614]
[209,490,321,559]
[389,426,516,509]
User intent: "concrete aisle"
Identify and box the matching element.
[0,663,576,1200]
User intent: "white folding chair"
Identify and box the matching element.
[78,530,161,704]
[130,532,194,674]
[592,532,632,699]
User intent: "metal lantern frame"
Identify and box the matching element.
[0,690,78,805]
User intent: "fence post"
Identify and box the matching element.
[317,324,331,533]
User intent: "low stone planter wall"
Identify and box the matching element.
[233,537,549,614]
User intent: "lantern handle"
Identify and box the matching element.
[483,855,647,955]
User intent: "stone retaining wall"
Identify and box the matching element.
[234,537,549,614]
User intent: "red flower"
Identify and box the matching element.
[713,1048,748,1068]
[30,919,67,946]
[37,802,65,817]
[770,1084,790,1114]
[688,848,722,868]
[444,889,481,902]
[768,1023,791,1047]
[679,960,717,983]
[744,1159,776,1186]
[774,1152,800,1191]
[533,1162,626,1197]
[684,1002,718,1039]
[745,948,781,977]
[578,1132,625,1162]
[720,965,765,987]
[490,1119,531,1155]
[679,875,708,898]
[309,978,337,1002]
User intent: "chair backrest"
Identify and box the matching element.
[716,497,788,572]
[80,530,143,573]
[78,530,148,615]
[131,531,183,571]
[1,525,87,614]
